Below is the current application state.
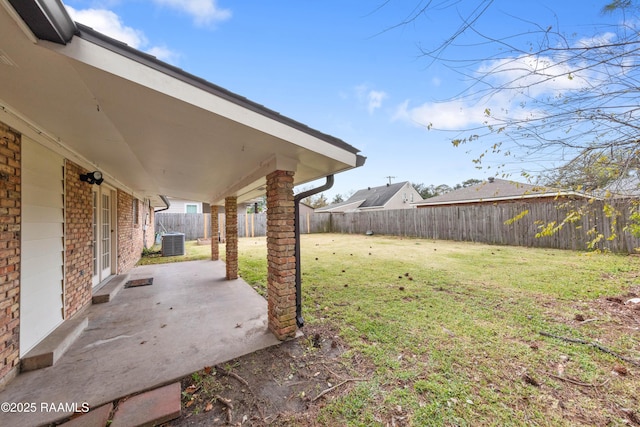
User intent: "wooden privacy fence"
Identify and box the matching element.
[156,200,640,252]
[155,212,317,241]
[314,200,640,253]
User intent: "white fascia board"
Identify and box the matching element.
[48,37,358,167]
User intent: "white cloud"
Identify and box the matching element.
[575,32,616,49]
[393,99,489,130]
[355,85,387,114]
[476,54,589,98]
[66,6,180,65]
[393,51,595,131]
[367,90,387,114]
[66,6,147,48]
[151,0,231,26]
[146,46,180,63]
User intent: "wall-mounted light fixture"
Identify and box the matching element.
[79,170,104,185]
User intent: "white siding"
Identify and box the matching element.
[20,138,64,356]
[163,199,203,214]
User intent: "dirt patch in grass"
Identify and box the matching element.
[166,289,640,427]
[162,235,640,426]
[167,323,373,426]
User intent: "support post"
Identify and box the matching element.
[266,170,296,340]
[225,197,238,280]
[211,206,219,261]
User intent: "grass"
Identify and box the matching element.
[237,234,640,426]
[136,240,212,265]
[140,233,640,425]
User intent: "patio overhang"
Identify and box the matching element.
[0,0,364,207]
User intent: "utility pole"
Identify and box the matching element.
[384,176,396,185]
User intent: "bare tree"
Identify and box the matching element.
[385,1,640,246]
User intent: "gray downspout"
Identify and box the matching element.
[155,195,171,213]
[293,175,334,328]
[151,195,171,245]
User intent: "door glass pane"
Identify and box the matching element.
[93,191,98,276]
[102,193,110,270]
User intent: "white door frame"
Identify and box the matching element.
[92,185,117,287]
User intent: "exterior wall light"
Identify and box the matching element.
[79,170,104,185]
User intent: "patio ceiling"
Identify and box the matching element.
[0,1,363,206]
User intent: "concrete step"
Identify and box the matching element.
[21,314,88,372]
[58,403,113,427]
[92,274,129,304]
[110,382,181,427]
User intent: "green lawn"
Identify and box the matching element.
[141,233,640,426]
[136,240,212,265]
[241,234,640,426]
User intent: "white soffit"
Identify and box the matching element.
[47,37,358,167]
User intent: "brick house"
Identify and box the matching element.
[0,0,364,388]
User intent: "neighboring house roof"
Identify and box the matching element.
[599,175,640,199]
[1,1,365,207]
[413,178,586,207]
[316,182,411,212]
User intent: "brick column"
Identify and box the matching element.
[225,197,238,280]
[0,122,21,386]
[266,170,296,340]
[211,206,219,261]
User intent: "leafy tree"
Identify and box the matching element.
[435,184,453,195]
[331,194,345,204]
[413,180,479,198]
[542,148,639,191]
[246,196,266,213]
[412,182,436,199]
[300,192,328,209]
[462,179,483,188]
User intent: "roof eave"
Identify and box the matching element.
[74,23,361,157]
[7,0,76,44]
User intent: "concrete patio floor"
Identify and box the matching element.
[0,260,281,427]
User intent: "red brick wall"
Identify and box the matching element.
[117,190,145,273]
[211,206,219,260]
[64,161,93,318]
[266,170,296,340]
[225,197,238,279]
[0,122,21,386]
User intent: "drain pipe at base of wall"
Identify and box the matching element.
[293,175,334,328]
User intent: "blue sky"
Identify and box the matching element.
[62,0,620,199]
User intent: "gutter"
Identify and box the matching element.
[154,195,171,213]
[8,0,77,44]
[293,175,334,328]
